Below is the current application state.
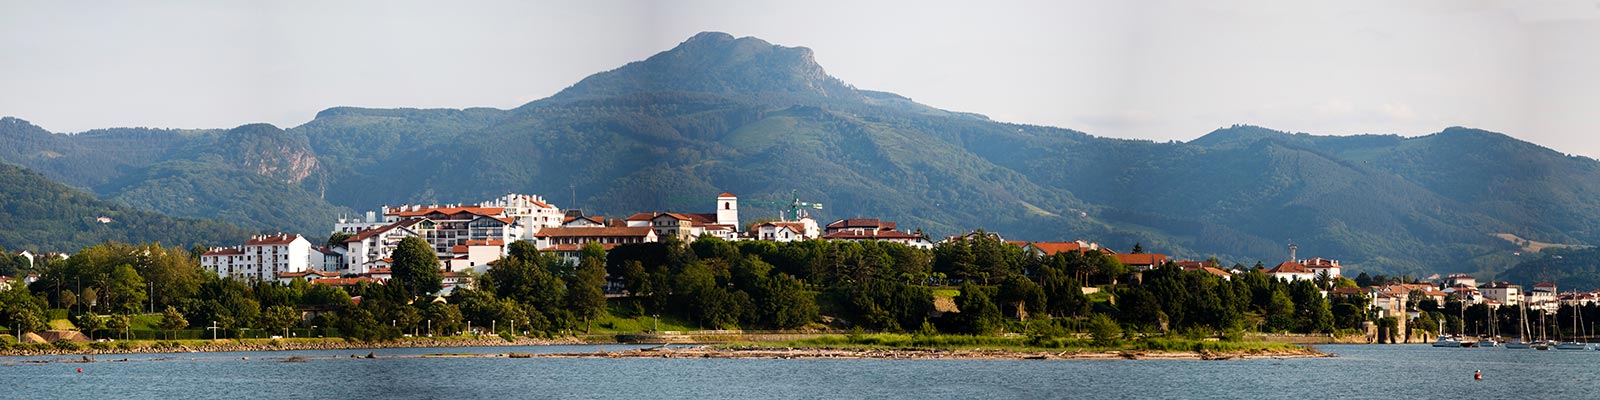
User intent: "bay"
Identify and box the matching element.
[1,344,1594,399]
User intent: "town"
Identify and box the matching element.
[0,191,1594,349]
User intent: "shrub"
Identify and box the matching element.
[53,339,82,351]
[115,341,135,350]
[1087,314,1122,346]
[498,331,516,343]
[33,343,55,351]
[89,342,111,350]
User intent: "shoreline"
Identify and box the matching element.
[534,345,1331,361]
[1,338,1328,361]
[0,336,586,358]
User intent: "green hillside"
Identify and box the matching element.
[0,162,253,252]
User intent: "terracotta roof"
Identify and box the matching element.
[826,218,895,231]
[533,226,655,238]
[1328,287,1365,296]
[823,230,921,240]
[755,221,807,231]
[1112,253,1168,266]
[202,248,245,256]
[564,215,606,225]
[718,192,737,198]
[1267,261,1311,274]
[1028,242,1087,256]
[345,221,404,243]
[387,206,505,218]
[246,234,302,246]
[1535,282,1557,288]
[312,277,382,286]
[539,243,621,252]
[277,270,338,279]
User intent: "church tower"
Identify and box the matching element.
[717,192,739,230]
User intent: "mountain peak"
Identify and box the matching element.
[549,32,858,102]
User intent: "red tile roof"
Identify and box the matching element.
[823,230,921,240]
[311,277,381,286]
[246,234,303,246]
[826,218,895,231]
[202,248,245,256]
[533,226,655,238]
[276,270,338,279]
[1112,253,1168,266]
[1267,261,1310,274]
[386,206,505,218]
[1027,242,1087,256]
[539,243,621,252]
[718,192,737,198]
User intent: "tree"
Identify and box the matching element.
[1087,314,1122,345]
[74,313,104,340]
[391,237,443,297]
[158,305,188,340]
[996,275,1046,319]
[953,283,1002,335]
[106,314,130,340]
[423,302,463,336]
[567,243,608,332]
[326,232,353,247]
[1131,243,1144,254]
[81,287,98,312]
[59,290,78,311]
[261,305,299,337]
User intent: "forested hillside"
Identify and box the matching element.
[0,162,253,252]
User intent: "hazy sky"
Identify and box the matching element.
[3,1,1598,155]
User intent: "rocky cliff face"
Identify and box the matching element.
[222,123,321,184]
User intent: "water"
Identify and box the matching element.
[3,344,1598,399]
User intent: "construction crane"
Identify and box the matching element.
[782,190,823,222]
[664,190,822,221]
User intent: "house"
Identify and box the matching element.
[561,213,609,228]
[1479,282,1523,306]
[1021,241,1103,257]
[752,221,815,242]
[1112,253,1169,271]
[821,218,934,249]
[311,277,383,287]
[622,193,741,242]
[342,220,423,274]
[445,240,506,273]
[1301,258,1343,279]
[442,271,474,290]
[201,234,313,282]
[1445,274,1477,288]
[1266,261,1315,282]
[1529,282,1558,304]
[311,246,344,271]
[14,250,33,268]
[533,226,659,264]
[1175,260,1232,280]
[276,269,340,285]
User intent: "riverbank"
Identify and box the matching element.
[0,336,583,357]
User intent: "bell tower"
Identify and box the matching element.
[717,192,739,230]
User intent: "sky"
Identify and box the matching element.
[3,0,1599,155]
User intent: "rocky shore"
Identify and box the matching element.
[0,336,584,357]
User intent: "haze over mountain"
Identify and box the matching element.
[2,32,1593,278]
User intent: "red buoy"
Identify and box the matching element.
[76,368,82,373]
[1474,370,1482,380]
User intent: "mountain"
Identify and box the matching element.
[0,118,348,237]
[3,32,1595,278]
[1498,247,1600,291]
[0,161,253,252]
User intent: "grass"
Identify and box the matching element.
[734,333,1304,354]
[47,319,75,330]
[583,300,697,334]
[128,314,163,330]
[930,288,961,298]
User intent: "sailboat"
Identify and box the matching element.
[1556,304,1588,350]
[1534,310,1552,350]
[1505,303,1532,349]
[1476,306,1499,348]
[1432,319,1459,348]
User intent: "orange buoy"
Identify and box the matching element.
[1474,370,1482,380]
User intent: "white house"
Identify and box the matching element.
[1479,282,1523,306]
[1301,257,1343,279]
[821,218,933,250]
[533,226,659,264]
[1266,261,1315,282]
[342,221,422,274]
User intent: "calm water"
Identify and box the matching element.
[3,344,1598,399]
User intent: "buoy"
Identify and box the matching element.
[76,368,82,373]
[1474,370,1482,380]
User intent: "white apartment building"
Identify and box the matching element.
[201,234,313,282]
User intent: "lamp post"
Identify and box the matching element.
[427,319,432,337]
